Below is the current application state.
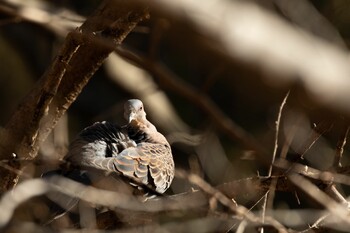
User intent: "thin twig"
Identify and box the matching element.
[175,170,288,233]
[289,174,350,225]
[260,91,289,233]
[296,120,333,159]
[274,159,350,186]
[300,213,329,233]
[333,125,350,168]
[268,91,290,177]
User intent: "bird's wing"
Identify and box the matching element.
[137,143,174,194]
[65,121,135,164]
[115,143,174,193]
[84,143,174,193]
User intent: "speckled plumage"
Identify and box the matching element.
[65,99,174,194]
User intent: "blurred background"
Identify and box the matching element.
[2,0,350,231]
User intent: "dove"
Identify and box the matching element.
[64,99,174,194]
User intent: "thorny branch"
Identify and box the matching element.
[268,91,290,177]
[175,170,288,233]
[261,91,289,233]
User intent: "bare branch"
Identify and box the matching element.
[273,0,346,47]
[333,125,350,168]
[149,0,350,116]
[176,170,288,233]
[0,0,82,36]
[289,174,350,225]
[269,91,290,176]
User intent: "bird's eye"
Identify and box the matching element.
[139,106,143,111]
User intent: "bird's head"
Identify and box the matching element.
[124,99,147,124]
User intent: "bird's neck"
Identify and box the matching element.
[128,119,169,146]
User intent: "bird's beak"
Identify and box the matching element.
[128,112,137,123]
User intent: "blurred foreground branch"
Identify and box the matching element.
[148,0,350,115]
[2,162,350,231]
[0,171,289,232]
[0,0,82,36]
